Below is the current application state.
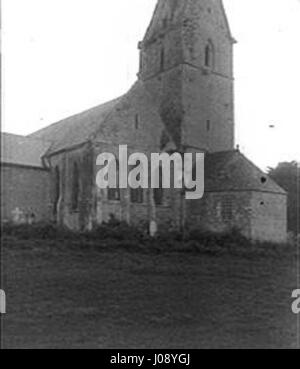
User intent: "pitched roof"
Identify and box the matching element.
[29,97,122,155]
[1,133,51,168]
[142,0,234,46]
[27,80,176,156]
[142,0,187,45]
[205,150,286,194]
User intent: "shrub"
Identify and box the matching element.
[85,219,149,242]
[2,222,76,240]
[2,221,295,259]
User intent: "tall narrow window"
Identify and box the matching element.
[130,161,144,204]
[131,188,144,204]
[71,163,80,211]
[139,52,143,74]
[221,196,233,222]
[206,120,211,131]
[160,47,165,72]
[153,164,164,206]
[108,161,121,201]
[53,166,60,216]
[135,114,139,130]
[205,41,214,68]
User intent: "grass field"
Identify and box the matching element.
[1,237,299,349]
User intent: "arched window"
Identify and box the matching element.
[71,162,80,211]
[108,161,121,201]
[53,166,60,216]
[205,41,214,68]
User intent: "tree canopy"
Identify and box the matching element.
[268,161,300,235]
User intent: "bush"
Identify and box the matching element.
[2,221,295,259]
[2,222,77,240]
[85,219,149,242]
[2,218,150,243]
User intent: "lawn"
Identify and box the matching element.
[1,237,298,349]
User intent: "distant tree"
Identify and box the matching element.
[268,162,300,235]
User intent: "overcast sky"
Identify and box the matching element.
[2,0,300,170]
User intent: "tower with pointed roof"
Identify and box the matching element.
[139,0,235,152]
[1,0,287,243]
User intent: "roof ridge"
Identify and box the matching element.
[1,132,51,168]
[28,97,122,138]
[206,149,239,158]
[237,151,287,194]
[2,132,52,144]
[205,150,287,195]
[88,89,135,142]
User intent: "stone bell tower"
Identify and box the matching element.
[138,0,236,152]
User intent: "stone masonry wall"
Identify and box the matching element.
[48,143,94,231]
[188,191,253,238]
[250,192,287,243]
[1,164,51,223]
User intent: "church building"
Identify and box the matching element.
[1,0,287,242]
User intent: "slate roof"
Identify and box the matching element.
[28,80,175,155]
[1,133,51,169]
[205,150,286,195]
[29,97,122,155]
[142,0,186,45]
[142,0,234,46]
